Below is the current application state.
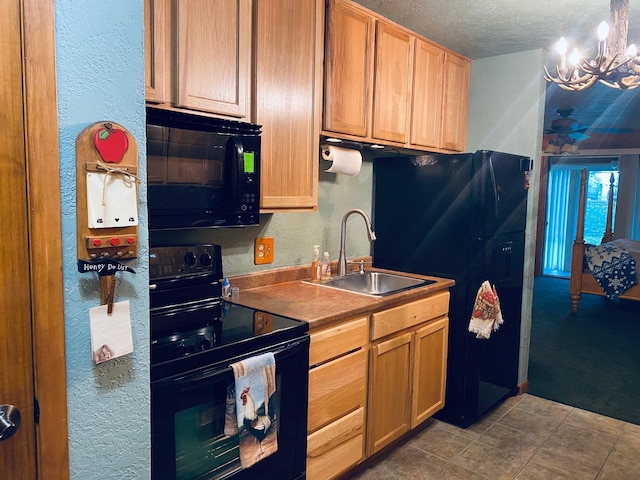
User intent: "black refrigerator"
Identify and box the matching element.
[372,150,531,428]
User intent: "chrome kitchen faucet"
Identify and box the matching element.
[337,209,376,277]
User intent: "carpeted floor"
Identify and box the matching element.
[528,276,640,425]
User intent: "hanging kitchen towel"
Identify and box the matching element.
[230,352,278,469]
[468,281,504,339]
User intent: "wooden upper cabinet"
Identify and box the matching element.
[254,0,323,211]
[144,0,252,119]
[409,37,444,149]
[144,0,169,103]
[323,0,374,137]
[322,0,470,153]
[372,21,411,144]
[175,0,252,119]
[441,52,470,152]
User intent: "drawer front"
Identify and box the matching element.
[308,348,367,433]
[309,316,368,366]
[307,407,365,480]
[371,291,449,340]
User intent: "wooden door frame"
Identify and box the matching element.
[22,0,70,477]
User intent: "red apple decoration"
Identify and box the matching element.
[94,124,129,163]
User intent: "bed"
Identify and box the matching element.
[569,168,640,313]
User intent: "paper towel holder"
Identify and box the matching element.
[321,142,363,156]
[321,136,389,154]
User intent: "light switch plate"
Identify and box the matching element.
[254,237,274,264]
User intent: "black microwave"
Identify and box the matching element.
[146,108,261,230]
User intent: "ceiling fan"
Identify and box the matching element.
[545,107,634,140]
[545,108,591,141]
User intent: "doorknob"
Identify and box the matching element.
[0,405,21,441]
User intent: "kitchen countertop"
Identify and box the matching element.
[228,266,454,329]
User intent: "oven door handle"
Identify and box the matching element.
[169,336,309,388]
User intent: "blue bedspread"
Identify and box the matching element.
[584,244,638,298]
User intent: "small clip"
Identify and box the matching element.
[100,275,117,316]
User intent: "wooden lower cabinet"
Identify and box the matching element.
[307,317,368,480]
[367,292,450,456]
[308,349,367,433]
[367,332,412,454]
[307,408,365,480]
[412,317,449,427]
[306,290,450,478]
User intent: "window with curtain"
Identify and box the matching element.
[542,157,624,278]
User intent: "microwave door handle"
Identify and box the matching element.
[226,136,243,204]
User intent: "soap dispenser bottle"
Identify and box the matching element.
[321,251,332,281]
[311,245,321,282]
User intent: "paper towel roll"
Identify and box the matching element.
[322,145,362,176]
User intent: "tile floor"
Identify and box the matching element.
[349,394,640,479]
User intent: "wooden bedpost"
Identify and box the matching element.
[570,169,587,313]
[601,172,615,244]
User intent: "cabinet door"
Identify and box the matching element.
[367,332,412,455]
[409,38,444,149]
[440,52,470,152]
[412,317,449,428]
[371,21,411,143]
[323,0,374,137]
[175,0,251,119]
[254,0,322,211]
[144,0,169,103]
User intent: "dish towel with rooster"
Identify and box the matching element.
[468,281,503,339]
[229,352,278,468]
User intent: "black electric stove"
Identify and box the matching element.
[149,243,308,379]
[150,244,310,480]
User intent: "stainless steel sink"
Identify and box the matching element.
[308,271,435,297]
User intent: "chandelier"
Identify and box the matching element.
[544,0,640,90]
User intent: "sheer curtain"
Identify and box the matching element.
[542,157,627,277]
[543,167,573,275]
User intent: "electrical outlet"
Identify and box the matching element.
[254,237,274,264]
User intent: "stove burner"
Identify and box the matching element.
[151,323,221,364]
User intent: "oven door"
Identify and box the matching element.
[152,336,309,480]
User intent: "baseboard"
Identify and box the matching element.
[517,380,529,395]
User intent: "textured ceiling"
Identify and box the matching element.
[353,0,640,135]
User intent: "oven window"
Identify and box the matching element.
[175,402,239,480]
[172,375,283,480]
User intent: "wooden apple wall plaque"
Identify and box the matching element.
[76,121,139,261]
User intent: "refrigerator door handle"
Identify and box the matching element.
[488,158,499,219]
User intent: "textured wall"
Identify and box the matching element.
[54,1,150,478]
[467,49,547,385]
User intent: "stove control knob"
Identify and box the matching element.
[200,339,212,351]
[200,252,213,267]
[184,251,197,266]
